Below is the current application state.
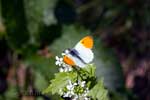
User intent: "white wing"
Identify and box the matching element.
[66,53,86,68]
[74,43,94,63]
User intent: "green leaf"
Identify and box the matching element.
[88,80,109,100]
[82,64,96,77]
[34,71,48,91]
[24,0,57,44]
[94,39,125,91]
[43,72,77,95]
[24,55,57,80]
[4,84,18,100]
[1,0,30,49]
[49,25,125,91]
[49,25,90,55]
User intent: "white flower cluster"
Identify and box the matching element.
[55,55,72,72]
[60,80,90,100]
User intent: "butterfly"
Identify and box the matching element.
[63,36,94,68]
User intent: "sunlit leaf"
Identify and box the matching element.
[82,64,96,77]
[88,80,109,100]
[43,72,77,95]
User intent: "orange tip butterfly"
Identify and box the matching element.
[63,36,94,68]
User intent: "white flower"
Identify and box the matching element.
[61,53,66,56]
[76,80,86,87]
[55,56,72,72]
[63,92,70,97]
[66,80,74,91]
[59,68,64,72]
[84,97,90,100]
[59,65,72,72]
[63,80,75,98]
[83,88,89,96]
[63,90,75,98]
[59,89,63,95]
[61,49,69,56]
[55,56,63,66]
[55,55,73,72]
[73,83,77,86]
[72,95,78,100]
[83,92,88,97]
[64,49,70,54]
[58,63,72,72]
[61,80,90,100]
[80,81,86,87]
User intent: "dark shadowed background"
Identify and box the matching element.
[0,0,149,100]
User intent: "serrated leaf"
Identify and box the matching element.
[82,64,96,77]
[88,80,109,100]
[43,72,77,95]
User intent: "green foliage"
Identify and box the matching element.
[1,0,143,99]
[49,25,91,55]
[43,64,109,100]
[43,72,77,95]
[94,39,125,91]
[50,25,125,91]
[1,0,29,49]
[24,55,57,80]
[77,64,97,89]
[3,84,18,100]
[88,80,109,100]
[1,0,59,52]
[24,0,58,44]
[37,24,62,45]
[34,71,49,91]
[82,64,96,77]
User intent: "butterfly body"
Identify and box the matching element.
[63,36,94,67]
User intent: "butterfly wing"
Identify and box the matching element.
[63,54,86,67]
[74,36,94,63]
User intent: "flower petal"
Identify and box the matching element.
[55,56,59,60]
[55,61,59,65]
[61,53,66,56]
[59,68,64,72]
[59,58,63,61]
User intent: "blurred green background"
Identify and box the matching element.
[0,0,149,100]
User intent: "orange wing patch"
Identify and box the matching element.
[80,36,93,49]
[63,55,75,66]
